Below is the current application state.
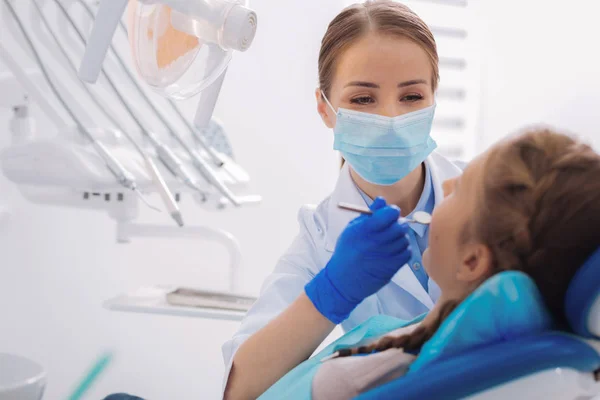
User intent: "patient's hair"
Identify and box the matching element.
[343,128,600,356]
[318,0,439,98]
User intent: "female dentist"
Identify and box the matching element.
[223,1,464,398]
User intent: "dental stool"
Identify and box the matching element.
[356,248,600,400]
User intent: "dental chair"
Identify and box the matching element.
[356,247,600,400]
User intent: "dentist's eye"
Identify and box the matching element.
[350,96,375,105]
[401,94,423,102]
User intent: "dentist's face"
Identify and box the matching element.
[317,32,435,127]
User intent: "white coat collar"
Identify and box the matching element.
[324,152,464,308]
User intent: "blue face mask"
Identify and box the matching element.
[322,92,437,186]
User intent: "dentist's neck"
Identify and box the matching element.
[351,163,425,217]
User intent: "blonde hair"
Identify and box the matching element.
[318,0,440,97]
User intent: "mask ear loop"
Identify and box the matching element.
[320,90,337,115]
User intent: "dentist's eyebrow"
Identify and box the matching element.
[398,79,428,88]
[345,81,380,88]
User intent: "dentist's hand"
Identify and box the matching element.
[305,197,412,324]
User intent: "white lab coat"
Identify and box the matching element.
[221,151,464,394]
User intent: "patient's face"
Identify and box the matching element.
[423,152,489,299]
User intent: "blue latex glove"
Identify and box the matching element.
[305,197,412,324]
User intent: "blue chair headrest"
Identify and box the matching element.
[565,247,600,339]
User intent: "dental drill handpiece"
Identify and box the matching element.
[76,0,239,206]
[142,152,183,225]
[189,148,240,206]
[145,132,207,201]
[4,0,159,211]
[92,140,160,212]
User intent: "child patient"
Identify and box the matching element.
[305,128,600,399]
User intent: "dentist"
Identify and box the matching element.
[223,1,464,399]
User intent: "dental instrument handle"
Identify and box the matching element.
[337,202,431,225]
[338,203,375,215]
[143,156,183,225]
[93,141,161,212]
[92,140,136,189]
[191,150,240,206]
[169,134,237,204]
[95,142,161,213]
[78,0,128,82]
[151,137,195,184]
[146,133,207,197]
[158,146,203,193]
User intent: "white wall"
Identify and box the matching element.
[0,1,346,399]
[471,0,600,150]
[2,1,600,399]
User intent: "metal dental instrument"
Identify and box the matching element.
[3,0,160,212]
[76,0,240,206]
[337,202,433,225]
[34,0,184,225]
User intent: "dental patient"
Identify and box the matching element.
[261,128,600,400]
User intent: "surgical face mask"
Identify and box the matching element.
[322,92,437,186]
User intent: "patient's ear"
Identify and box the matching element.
[456,243,492,283]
